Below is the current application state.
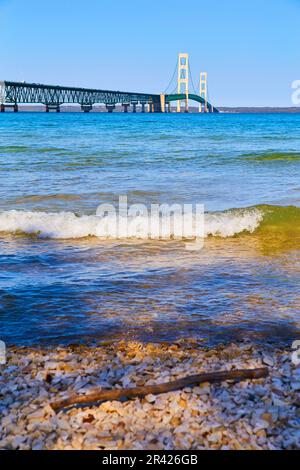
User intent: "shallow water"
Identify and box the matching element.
[0,112,299,345]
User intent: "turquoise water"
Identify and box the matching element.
[0,112,299,345]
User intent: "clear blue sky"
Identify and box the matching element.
[1,0,299,106]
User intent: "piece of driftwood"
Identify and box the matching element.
[51,367,268,411]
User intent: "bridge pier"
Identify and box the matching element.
[131,102,138,113]
[149,103,153,113]
[122,103,129,113]
[45,104,60,113]
[81,104,93,113]
[153,102,162,113]
[140,102,146,113]
[0,103,18,112]
[106,104,115,113]
[160,94,165,113]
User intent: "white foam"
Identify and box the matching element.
[204,208,263,237]
[0,210,100,239]
[0,208,263,240]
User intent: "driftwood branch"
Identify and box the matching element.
[51,367,268,412]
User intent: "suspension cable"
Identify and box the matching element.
[188,63,198,95]
[207,84,212,105]
[196,75,200,95]
[163,60,178,94]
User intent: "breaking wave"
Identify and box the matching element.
[243,152,300,162]
[0,205,292,240]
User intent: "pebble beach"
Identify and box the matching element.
[0,340,299,450]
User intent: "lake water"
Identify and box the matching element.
[0,112,299,346]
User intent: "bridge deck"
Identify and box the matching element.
[0,80,159,107]
[0,81,218,112]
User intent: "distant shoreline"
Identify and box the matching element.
[219,107,300,114]
[3,105,300,114]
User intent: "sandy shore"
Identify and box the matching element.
[0,340,299,450]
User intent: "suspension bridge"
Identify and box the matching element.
[0,53,218,113]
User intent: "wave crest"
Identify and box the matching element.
[0,207,264,240]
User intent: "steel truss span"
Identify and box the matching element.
[0,81,160,107]
[0,81,218,113]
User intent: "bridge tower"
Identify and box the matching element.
[199,72,208,113]
[177,53,189,113]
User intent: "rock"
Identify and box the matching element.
[256,429,267,439]
[83,414,95,424]
[11,436,28,449]
[262,356,274,367]
[198,382,211,395]
[1,416,12,427]
[207,431,222,443]
[0,341,296,450]
[57,419,71,432]
[170,416,181,427]
[254,419,270,431]
[27,409,45,421]
[31,440,44,450]
[272,395,287,407]
[291,382,300,392]
[145,394,156,403]
[44,362,59,370]
[261,413,273,424]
